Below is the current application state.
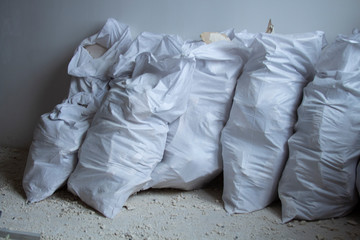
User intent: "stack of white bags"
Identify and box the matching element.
[23,18,360,221]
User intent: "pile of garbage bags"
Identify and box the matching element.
[23,18,360,221]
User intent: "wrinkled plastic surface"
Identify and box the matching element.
[67,18,132,99]
[23,19,132,203]
[232,30,256,48]
[278,31,360,222]
[146,39,250,190]
[221,31,325,214]
[67,50,195,218]
[110,31,184,79]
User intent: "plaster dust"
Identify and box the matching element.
[1,146,360,240]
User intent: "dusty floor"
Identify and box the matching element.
[0,146,360,240]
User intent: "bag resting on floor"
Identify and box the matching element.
[278,30,360,222]
[68,52,195,218]
[221,31,325,214]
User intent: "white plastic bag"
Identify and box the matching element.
[278,31,360,222]
[23,19,132,203]
[146,37,250,190]
[68,51,195,218]
[221,31,325,214]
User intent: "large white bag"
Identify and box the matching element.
[221,31,325,214]
[68,51,195,218]
[278,31,360,222]
[146,37,250,190]
[23,19,132,203]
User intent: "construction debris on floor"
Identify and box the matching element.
[1,146,360,239]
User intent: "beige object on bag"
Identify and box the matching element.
[266,19,274,33]
[200,32,230,44]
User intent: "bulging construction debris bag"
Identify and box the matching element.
[221,31,325,214]
[146,37,250,190]
[23,19,132,203]
[68,52,195,218]
[278,31,360,222]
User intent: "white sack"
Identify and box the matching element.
[278,31,360,222]
[146,38,250,190]
[23,19,132,203]
[68,52,195,218]
[221,31,325,214]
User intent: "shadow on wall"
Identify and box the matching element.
[25,60,72,150]
[23,24,108,149]
[0,56,72,150]
[36,60,71,116]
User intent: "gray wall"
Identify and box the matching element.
[1,0,359,148]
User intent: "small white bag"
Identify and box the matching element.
[278,31,360,222]
[221,31,325,214]
[23,19,132,203]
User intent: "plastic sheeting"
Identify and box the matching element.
[23,19,132,203]
[278,31,360,222]
[145,35,250,191]
[221,31,325,214]
[67,18,132,100]
[67,48,195,218]
[110,31,184,79]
